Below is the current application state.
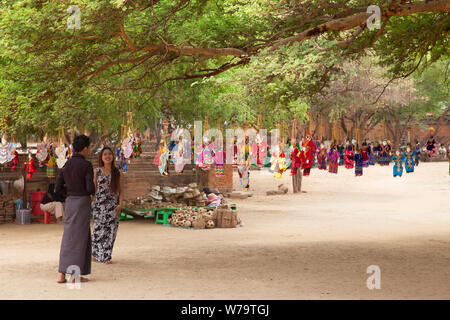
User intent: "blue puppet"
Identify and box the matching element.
[403,146,416,174]
[392,151,405,177]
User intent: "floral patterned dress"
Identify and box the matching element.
[92,168,120,263]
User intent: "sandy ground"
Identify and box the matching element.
[0,162,449,300]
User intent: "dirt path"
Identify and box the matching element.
[0,162,449,299]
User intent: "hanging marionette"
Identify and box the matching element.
[0,136,14,166]
[344,141,354,169]
[10,145,19,171]
[237,140,250,189]
[153,139,169,176]
[301,133,315,176]
[392,149,405,178]
[354,147,363,177]
[25,151,37,179]
[46,152,57,179]
[133,131,142,159]
[338,142,345,166]
[274,142,287,179]
[426,135,437,157]
[328,144,340,174]
[290,138,302,176]
[378,140,391,166]
[403,144,416,174]
[316,142,327,170]
[251,132,267,168]
[173,135,186,174]
[414,140,421,166]
[36,140,49,167]
[360,141,370,168]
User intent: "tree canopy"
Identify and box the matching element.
[0,0,449,139]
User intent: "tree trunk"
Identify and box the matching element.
[292,169,302,193]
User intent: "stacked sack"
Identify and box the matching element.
[0,195,15,224]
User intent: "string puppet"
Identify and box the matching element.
[25,151,37,179]
[328,145,340,174]
[403,145,416,174]
[392,150,405,177]
[316,143,327,170]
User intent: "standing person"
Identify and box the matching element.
[55,135,95,284]
[92,147,123,264]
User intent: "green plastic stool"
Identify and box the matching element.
[155,211,172,225]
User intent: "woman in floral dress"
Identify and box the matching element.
[92,147,123,264]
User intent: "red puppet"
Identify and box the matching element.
[290,140,302,176]
[301,134,316,176]
[25,151,37,179]
[10,148,19,171]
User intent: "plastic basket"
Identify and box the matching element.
[16,209,31,225]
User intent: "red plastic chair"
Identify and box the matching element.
[31,191,57,224]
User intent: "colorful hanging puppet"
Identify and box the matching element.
[10,146,19,171]
[133,133,142,158]
[251,132,267,167]
[316,143,327,170]
[378,140,391,166]
[403,145,416,174]
[46,154,57,178]
[328,145,340,174]
[55,144,68,169]
[338,144,345,166]
[273,143,287,179]
[36,141,49,167]
[153,139,170,176]
[360,142,370,168]
[354,148,363,176]
[344,143,354,169]
[290,140,302,176]
[392,150,405,177]
[301,134,316,176]
[414,140,421,166]
[25,151,37,179]
[173,136,187,174]
[426,136,437,157]
[0,137,14,165]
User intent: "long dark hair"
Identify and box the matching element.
[98,147,120,194]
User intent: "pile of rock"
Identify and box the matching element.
[0,195,15,224]
[266,184,289,196]
[124,183,208,209]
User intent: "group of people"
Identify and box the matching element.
[54,135,123,284]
